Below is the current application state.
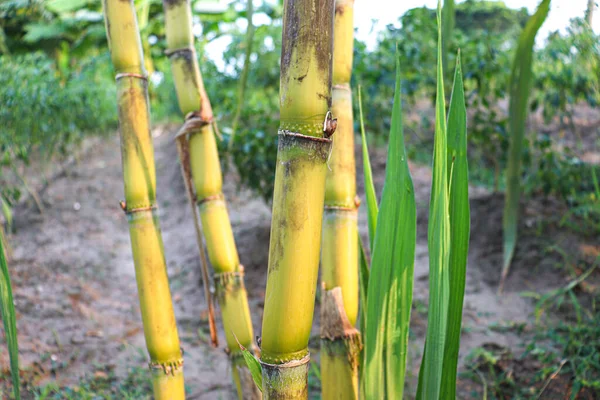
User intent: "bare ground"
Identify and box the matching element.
[0,124,598,398]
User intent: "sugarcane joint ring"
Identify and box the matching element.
[148,358,184,376]
[115,72,147,81]
[197,193,225,206]
[214,269,245,296]
[324,204,358,212]
[164,46,194,58]
[120,202,157,215]
[332,83,351,91]
[260,354,310,369]
[277,130,332,144]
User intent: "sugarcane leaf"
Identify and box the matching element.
[358,235,370,332]
[364,48,416,400]
[501,0,551,291]
[417,2,451,398]
[0,233,19,399]
[357,234,369,399]
[441,0,455,77]
[235,335,263,392]
[440,51,470,399]
[358,86,378,250]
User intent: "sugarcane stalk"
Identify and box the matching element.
[260,0,335,397]
[162,0,259,398]
[320,1,360,399]
[102,0,184,398]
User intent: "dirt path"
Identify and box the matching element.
[2,127,592,398]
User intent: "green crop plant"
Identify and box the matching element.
[0,227,19,399]
[240,2,470,398]
[102,0,185,397]
[161,0,259,397]
[361,3,469,398]
[501,0,551,291]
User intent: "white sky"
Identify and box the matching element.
[354,0,600,47]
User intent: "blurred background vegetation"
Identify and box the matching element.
[0,0,598,213]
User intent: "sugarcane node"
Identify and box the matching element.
[277,130,333,167]
[115,72,147,81]
[323,204,357,212]
[119,201,157,215]
[164,46,194,58]
[148,357,184,376]
[260,353,310,397]
[197,193,225,206]
[332,83,351,91]
[260,353,310,369]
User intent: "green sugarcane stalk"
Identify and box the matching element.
[102,0,185,398]
[162,0,260,398]
[320,0,361,399]
[260,0,336,397]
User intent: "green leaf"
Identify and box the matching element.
[358,236,370,330]
[358,86,379,250]
[358,235,370,400]
[440,51,470,399]
[364,48,416,400]
[442,0,455,77]
[23,22,68,42]
[235,336,262,392]
[0,232,19,399]
[46,0,90,14]
[1,194,13,231]
[501,0,551,291]
[417,2,451,398]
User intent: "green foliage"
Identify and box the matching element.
[237,337,263,392]
[358,87,378,249]
[502,0,551,291]
[440,53,470,398]
[0,226,19,399]
[215,22,282,201]
[533,18,600,125]
[363,49,416,399]
[418,6,452,397]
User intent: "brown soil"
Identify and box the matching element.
[0,125,598,398]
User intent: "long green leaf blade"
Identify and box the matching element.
[358,86,379,250]
[440,51,470,398]
[417,2,451,398]
[501,0,551,291]
[358,236,370,400]
[364,49,416,400]
[0,234,19,399]
[236,336,263,392]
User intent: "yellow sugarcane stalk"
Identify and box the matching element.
[260,0,336,397]
[102,0,184,398]
[162,0,259,398]
[320,0,360,399]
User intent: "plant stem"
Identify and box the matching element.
[320,1,360,398]
[102,0,185,397]
[162,0,259,397]
[260,0,335,397]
